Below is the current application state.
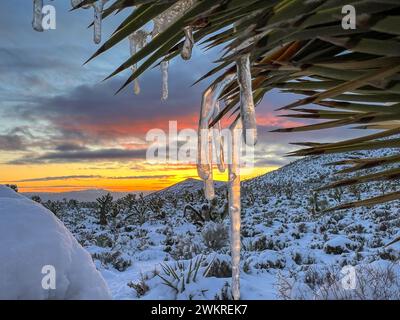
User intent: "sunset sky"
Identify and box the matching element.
[0,2,361,193]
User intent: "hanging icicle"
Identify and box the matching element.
[128,30,148,95]
[181,26,194,60]
[197,87,214,199]
[197,74,235,200]
[71,0,107,44]
[152,0,197,100]
[236,54,257,146]
[213,101,226,173]
[92,0,108,44]
[161,61,169,101]
[228,118,242,301]
[32,0,44,32]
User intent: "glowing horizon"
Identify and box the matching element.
[1,163,278,193]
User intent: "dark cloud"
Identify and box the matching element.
[0,134,26,151]
[55,143,88,152]
[8,147,148,164]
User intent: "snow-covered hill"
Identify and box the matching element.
[3,149,400,300]
[0,186,111,300]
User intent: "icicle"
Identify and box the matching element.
[197,74,235,200]
[197,87,214,182]
[181,26,194,60]
[71,0,105,43]
[128,30,148,95]
[93,0,107,44]
[236,53,257,146]
[228,118,242,301]
[204,128,215,200]
[161,60,169,101]
[32,0,43,32]
[213,101,226,173]
[152,0,197,100]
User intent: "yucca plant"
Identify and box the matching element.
[51,0,400,299]
[157,255,214,294]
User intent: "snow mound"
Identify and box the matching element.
[324,236,356,255]
[0,186,111,300]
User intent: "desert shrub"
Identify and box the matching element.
[170,235,201,260]
[201,222,228,251]
[5,184,18,192]
[292,252,303,265]
[247,236,275,251]
[323,236,357,255]
[214,282,232,300]
[128,274,150,298]
[92,251,132,271]
[206,256,232,278]
[31,195,42,203]
[95,233,114,248]
[43,200,64,217]
[277,262,400,300]
[157,256,212,294]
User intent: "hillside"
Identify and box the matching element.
[5,150,400,299]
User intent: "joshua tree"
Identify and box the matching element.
[33,0,400,299]
[96,193,113,226]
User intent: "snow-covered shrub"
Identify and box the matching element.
[214,282,233,300]
[245,235,275,251]
[92,251,132,271]
[323,236,357,255]
[206,255,232,278]
[249,251,286,270]
[169,235,201,260]
[0,186,111,299]
[201,221,228,250]
[128,274,150,298]
[43,200,65,217]
[278,261,400,300]
[95,233,114,248]
[157,255,212,294]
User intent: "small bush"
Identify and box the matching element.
[206,257,232,278]
[201,222,228,251]
[170,235,201,260]
[93,251,132,271]
[128,274,149,298]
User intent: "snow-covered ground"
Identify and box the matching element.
[2,149,400,299]
[0,186,111,299]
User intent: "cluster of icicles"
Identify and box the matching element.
[197,54,256,300]
[128,0,196,100]
[32,0,257,300]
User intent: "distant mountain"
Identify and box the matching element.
[149,178,225,198]
[22,189,150,202]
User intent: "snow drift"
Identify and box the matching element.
[0,185,111,300]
